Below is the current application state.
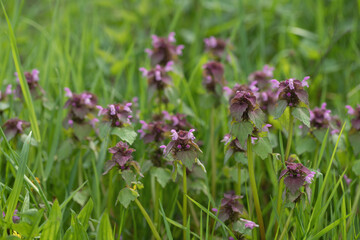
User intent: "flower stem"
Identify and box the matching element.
[183,164,188,240]
[134,198,161,240]
[278,208,294,240]
[275,110,294,233]
[154,179,160,230]
[210,108,217,198]
[247,135,265,240]
[236,163,241,196]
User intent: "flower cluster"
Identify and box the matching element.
[216,191,244,223]
[15,69,44,99]
[139,61,173,91]
[204,36,228,60]
[229,90,257,121]
[2,118,30,140]
[103,141,138,175]
[279,159,316,201]
[271,77,310,107]
[248,65,274,90]
[2,209,20,223]
[202,61,225,94]
[138,120,169,143]
[309,103,339,134]
[97,102,133,128]
[145,32,184,66]
[160,129,202,168]
[160,111,193,131]
[63,88,98,127]
[346,104,360,131]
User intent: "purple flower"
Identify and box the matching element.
[217,191,244,223]
[257,89,278,113]
[204,36,228,60]
[63,88,97,127]
[138,120,169,143]
[15,69,44,99]
[240,218,259,229]
[279,160,315,199]
[248,65,274,90]
[345,104,360,131]
[202,61,225,93]
[97,102,133,128]
[344,174,352,186]
[139,61,173,91]
[0,84,13,101]
[271,77,310,107]
[103,141,138,175]
[223,83,254,102]
[229,90,257,121]
[309,103,339,134]
[145,33,184,66]
[2,118,30,140]
[2,209,20,223]
[162,129,202,168]
[168,113,193,131]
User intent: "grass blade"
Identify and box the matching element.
[1,1,41,142]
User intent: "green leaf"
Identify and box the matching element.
[111,126,137,144]
[117,188,138,208]
[349,132,360,156]
[176,151,196,169]
[151,167,171,188]
[231,121,254,145]
[78,199,93,230]
[253,137,272,159]
[159,201,173,240]
[1,3,41,142]
[291,107,310,127]
[295,137,316,154]
[41,200,62,239]
[0,102,9,111]
[96,212,114,240]
[272,100,288,119]
[121,170,137,186]
[71,212,89,240]
[5,133,31,225]
[249,108,265,129]
[352,160,360,176]
[13,209,43,238]
[233,220,251,236]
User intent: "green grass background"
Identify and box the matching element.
[0,0,360,239]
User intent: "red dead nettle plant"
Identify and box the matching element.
[202,60,226,198]
[103,141,161,240]
[270,76,311,233]
[229,89,271,240]
[160,129,203,240]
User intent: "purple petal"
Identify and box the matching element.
[270,79,280,89]
[345,105,355,115]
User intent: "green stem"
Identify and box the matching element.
[134,198,161,240]
[210,108,217,198]
[154,180,160,230]
[236,163,241,196]
[247,136,265,240]
[278,208,294,240]
[183,164,188,240]
[276,110,294,233]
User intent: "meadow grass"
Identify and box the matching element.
[0,0,360,239]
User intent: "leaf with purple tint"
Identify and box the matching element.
[230,102,248,121]
[291,107,310,127]
[272,100,287,119]
[103,161,116,175]
[294,89,309,105]
[164,141,175,157]
[249,108,265,129]
[231,121,254,145]
[278,169,289,181]
[284,175,305,194]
